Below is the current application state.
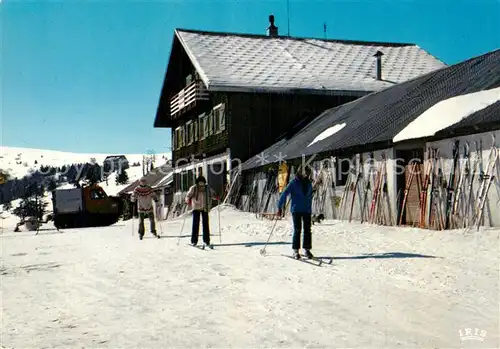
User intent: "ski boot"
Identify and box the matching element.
[293,250,301,259]
[152,231,160,239]
[303,249,314,259]
[139,234,144,240]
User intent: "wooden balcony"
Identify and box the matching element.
[173,131,228,161]
[170,81,209,118]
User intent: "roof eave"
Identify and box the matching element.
[207,84,371,97]
[174,28,417,47]
[174,29,211,88]
[154,30,212,128]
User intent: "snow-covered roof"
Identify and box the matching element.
[393,87,500,142]
[118,165,174,195]
[174,29,446,94]
[240,49,500,171]
[153,171,173,189]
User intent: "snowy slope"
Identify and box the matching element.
[54,165,145,197]
[0,146,170,225]
[1,205,499,348]
[0,146,170,180]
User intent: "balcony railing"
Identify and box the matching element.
[170,80,209,118]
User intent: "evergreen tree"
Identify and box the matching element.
[85,163,102,185]
[12,184,47,222]
[46,177,57,192]
[116,169,129,185]
[3,201,12,211]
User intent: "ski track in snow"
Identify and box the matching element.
[1,205,499,348]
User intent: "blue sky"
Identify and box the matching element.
[2,0,499,154]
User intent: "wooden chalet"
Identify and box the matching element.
[153,15,445,202]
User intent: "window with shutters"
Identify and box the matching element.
[208,111,215,136]
[219,104,226,131]
[186,121,193,145]
[212,103,225,133]
[174,127,181,149]
[194,119,198,142]
[172,128,177,149]
[180,125,186,147]
[211,108,218,134]
[200,113,208,139]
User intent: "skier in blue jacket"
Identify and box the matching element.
[277,165,314,259]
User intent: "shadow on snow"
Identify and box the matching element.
[316,252,440,261]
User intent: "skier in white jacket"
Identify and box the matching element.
[185,175,219,247]
[131,178,159,240]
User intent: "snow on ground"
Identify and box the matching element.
[1,205,499,348]
[0,146,170,180]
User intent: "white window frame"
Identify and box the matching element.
[194,119,198,142]
[180,125,186,147]
[213,103,225,133]
[174,127,181,149]
[211,108,219,134]
[199,113,207,140]
[172,128,176,150]
[208,111,214,137]
[186,121,193,145]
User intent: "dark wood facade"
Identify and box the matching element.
[172,92,229,162]
[227,92,357,163]
[170,90,357,165]
[157,35,361,195]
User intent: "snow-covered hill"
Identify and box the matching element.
[0,146,170,180]
[0,146,171,222]
[1,204,499,347]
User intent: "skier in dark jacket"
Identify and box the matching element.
[277,166,314,259]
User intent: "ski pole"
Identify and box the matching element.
[157,216,163,237]
[177,210,188,245]
[259,216,280,256]
[131,204,135,236]
[217,198,222,244]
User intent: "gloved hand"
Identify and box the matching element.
[215,196,220,201]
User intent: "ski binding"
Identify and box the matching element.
[282,254,323,266]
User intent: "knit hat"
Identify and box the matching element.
[297,165,312,177]
[196,175,206,185]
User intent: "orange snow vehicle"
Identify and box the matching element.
[52,184,123,229]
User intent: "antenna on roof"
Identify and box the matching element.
[286,0,290,36]
[323,22,327,39]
